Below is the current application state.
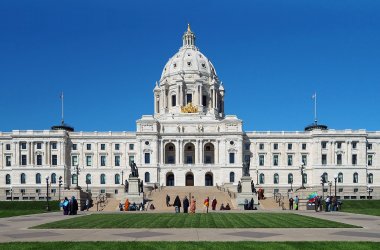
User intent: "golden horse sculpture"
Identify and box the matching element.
[181,102,198,113]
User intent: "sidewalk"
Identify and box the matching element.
[0,211,379,242]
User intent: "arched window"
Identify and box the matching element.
[229,172,235,183]
[100,174,106,184]
[51,173,56,184]
[86,174,91,184]
[288,173,293,184]
[145,172,150,183]
[72,174,78,185]
[353,172,358,183]
[114,174,120,184]
[338,172,343,183]
[36,173,41,184]
[259,173,265,184]
[6,174,11,185]
[368,173,373,184]
[303,173,307,184]
[273,173,279,184]
[21,173,26,184]
[322,172,328,183]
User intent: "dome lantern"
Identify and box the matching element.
[182,24,196,47]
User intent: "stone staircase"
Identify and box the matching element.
[259,198,284,211]
[146,186,235,212]
[88,195,120,212]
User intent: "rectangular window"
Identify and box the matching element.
[352,142,357,149]
[86,156,92,166]
[302,143,307,150]
[36,143,42,149]
[287,155,293,166]
[186,94,192,104]
[21,155,27,165]
[36,155,42,165]
[322,142,327,149]
[229,153,235,164]
[259,143,264,150]
[100,156,106,166]
[171,95,176,107]
[205,156,212,164]
[129,156,134,165]
[186,155,193,164]
[100,144,105,150]
[352,154,357,165]
[337,142,342,149]
[129,144,134,150]
[145,153,150,164]
[72,155,78,166]
[259,155,264,166]
[322,154,327,165]
[52,155,57,166]
[51,142,57,149]
[368,155,373,166]
[72,144,77,150]
[86,144,91,150]
[202,95,207,106]
[21,142,27,150]
[115,155,120,166]
[6,144,11,150]
[367,143,372,150]
[273,143,278,150]
[273,155,279,166]
[302,155,307,165]
[337,154,342,165]
[6,156,11,166]
[288,143,292,150]
[115,144,120,150]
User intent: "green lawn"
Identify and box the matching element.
[341,200,380,216]
[33,213,357,229]
[0,201,60,218]
[0,242,379,250]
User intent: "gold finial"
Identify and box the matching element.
[187,23,191,32]
[181,102,198,113]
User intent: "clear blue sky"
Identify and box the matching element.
[0,0,379,132]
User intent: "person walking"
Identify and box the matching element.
[289,197,294,210]
[166,194,170,207]
[204,197,210,213]
[325,196,330,212]
[183,196,190,213]
[295,196,299,210]
[211,197,217,211]
[190,197,196,213]
[173,195,181,213]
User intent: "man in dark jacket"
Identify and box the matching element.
[173,195,181,213]
[166,194,170,207]
[183,196,190,213]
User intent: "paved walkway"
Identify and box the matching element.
[0,211,380,242]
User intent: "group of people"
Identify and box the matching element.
[288,195,299,210]
[61,196,79,215]
[243,198,256,210]
[319,195,340,212]
[219,203,231,210]
[120,198,145,211]
[167,194,219,213]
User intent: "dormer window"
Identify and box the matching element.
[173,63,177,68]
[202,63,206,68]
[187,61,191,66]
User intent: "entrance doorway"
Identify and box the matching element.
[166,173,174,186]
[205,172,213,186]
[185,172,194,186]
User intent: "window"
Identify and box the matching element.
[186,155,193,164]
[6,156,11,166]
[229,172,235,183]
[368,173,373,184]
[259,143,264,150]
[21,142,27,150]
[273,155,279,166]
[287,155,293,166]
[51,142,57,149]
[338,172,343,183]
[6,144,11,150]
[368,155,373,166]
[145,172,150,183]
[186,94,192,104]
[72,174,78,185]
[322,141,327,149]
[72,144,77,150]
[229,153,235,164]
[288,173,293,184]
[21,155,27,165]
[100,144,105,150]
[287,143,292,150]
[352,142,357,149]
[51,173,56,184]
[303,173,308,184]
[273,143,278,150]
[86,144,91,150]
[353,172,358,183]
[36,173,41,184]
[100,156,106,166]
[86,174,92,184]
[202,95,207,106]
[36,143,42,149]
[259,173,265,184]
[168,156,174,164]
[245,143,250,151]
[100,174,106,184]
[86,156,92,166]
[337,142,342,149]
[129,144,134,150]
[352,154,357,165]
[322,154,327,165]
[72,155,78,166]
[259,155,264,166]
[171,95,176,107]
[129,156,135,165]
[6,174,11,185]
[115,144,120,150]
[302,143,307,150]
[115,155,120,166]
[145,153,150,164]
[36,155,42,165]
[302,155,307,165]
[52,155,57,166]
[273,173,279,184]
[115,174,120,184]
[205,156,212,164]
[367,143,372,150]
[337,154,342,165]
[21,173,26,184]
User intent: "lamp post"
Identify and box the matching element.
[10,186,13,201]
[121,170,124,185]
[256,168,259,185]
[334,174,338,197]
[300,162,305,189]
[58,176,62,202]
[328,181,332,197]
[321,174,325,201]
[74,164,81,190]
[46,176,50,211]
[367,185,373,200]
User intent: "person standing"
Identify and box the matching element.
[325,196,330,212]
[70,196,78,215]
[211,197,217,211]
[295,196,299,210]
[62,197,69,215]
[190,197,196,213]
[183,196,190,213]
[204,197,210,213]
[289,197,294,210]
[173,195,181,213]
[166,194,170,207]
[85,198,90,211]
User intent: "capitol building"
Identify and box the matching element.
[0,25,378,201]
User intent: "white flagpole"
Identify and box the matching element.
[61,92,64,124]
[314,92,317,125]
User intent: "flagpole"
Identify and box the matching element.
[314,92,317,125]
[61,92,64,125]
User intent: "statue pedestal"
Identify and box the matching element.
[123,177,143,205]
[236,176,258,210]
